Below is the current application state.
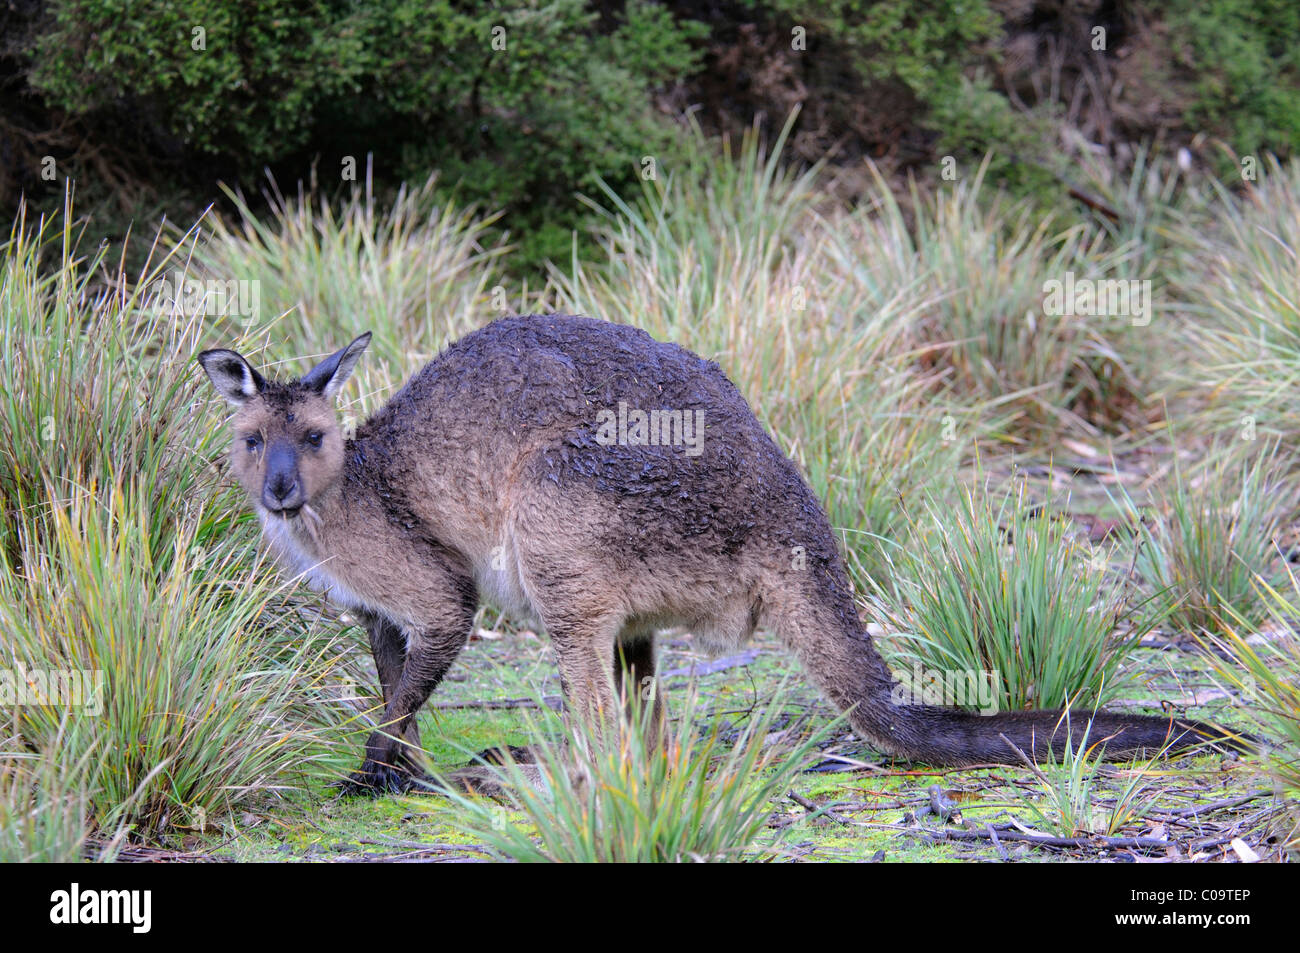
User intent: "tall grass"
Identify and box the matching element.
[862,162,1155,440]
[1199,570,1300,852]
[1171,157,1300,453]
[176,171,508,380]
[444,682,837,862]
[874,481,1157,711]
[0,479,361,837]
[0,199,220,564]
[0,720,100,863]
[1137,442,1298,636]
[0,196,365,848]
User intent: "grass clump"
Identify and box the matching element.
[176,171,507,375]
[0,479,360,839]
[443,682,836,863]
[875,481,1158,712]
[1172,157,1300,454]
[1009,710,1166,838]
[1200,571,1300,851]
[832,161,1157,445]
[0,720,102,863]
[1137,442,1298,636]
[0,198,364,848]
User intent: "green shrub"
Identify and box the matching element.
[757,0,1000,106]
[1167,0,1300,171]
[23,0,709,271]
[31,1,369,160]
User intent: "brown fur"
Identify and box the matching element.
[199,315,1231,794]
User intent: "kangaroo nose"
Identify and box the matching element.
[263,441,300,510]
[268,474,297,501]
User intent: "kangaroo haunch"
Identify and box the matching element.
[199,315,1224,793]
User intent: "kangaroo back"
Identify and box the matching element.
[462,316,1225,765]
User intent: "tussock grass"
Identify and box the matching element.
[1137,442,1298,636]
[0,478,359,838]
[0,196,367,850]
[1171,157,1300,453]
[0,199,219,565]
[874,481,1158,711]
[1071,144,1199,281]
[0,720,100,863]
[864,162,1155,440]
[177,172,507,377]
[1200,572,1300,849]
[443,682,836,862]
[1011,709,1167,838]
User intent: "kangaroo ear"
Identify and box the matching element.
[197,349,265,406]
[301,332,371,400]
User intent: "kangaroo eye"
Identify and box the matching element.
[305,431,323,449]
[245,435,261,452]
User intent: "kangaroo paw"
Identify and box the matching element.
[335,760,421,797]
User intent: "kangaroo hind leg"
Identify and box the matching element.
[615,625,668,750]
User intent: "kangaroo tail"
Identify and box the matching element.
[864,704,1247,766]
[775,575,1252,766]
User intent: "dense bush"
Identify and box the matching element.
[6,2,1300,275]
[1166,0,1300,175]
[8,0,707,269]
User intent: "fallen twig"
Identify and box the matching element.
[788,790,850,825]
[662,649,762,679]
[432,696,562,711]
[919,824,1169,851]
[986,823,1009,861]
[1164,790,1272,820]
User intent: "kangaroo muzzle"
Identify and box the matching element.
[262,439,303,513]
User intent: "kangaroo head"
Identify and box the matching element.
[197,334,371,519]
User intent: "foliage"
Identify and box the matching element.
[874,481,1158,712]
[1203,572,1300,851]
[18,0,708,271]
[1166,0,1300,172]
[1012,710,1166,838]
[0,200,363,842]
[1137,442,1299,636]
[443,681,837,862]
[1171,157,1300,454]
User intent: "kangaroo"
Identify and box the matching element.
[198,314,1228,794]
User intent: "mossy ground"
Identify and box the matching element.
[165,612,1285,863]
